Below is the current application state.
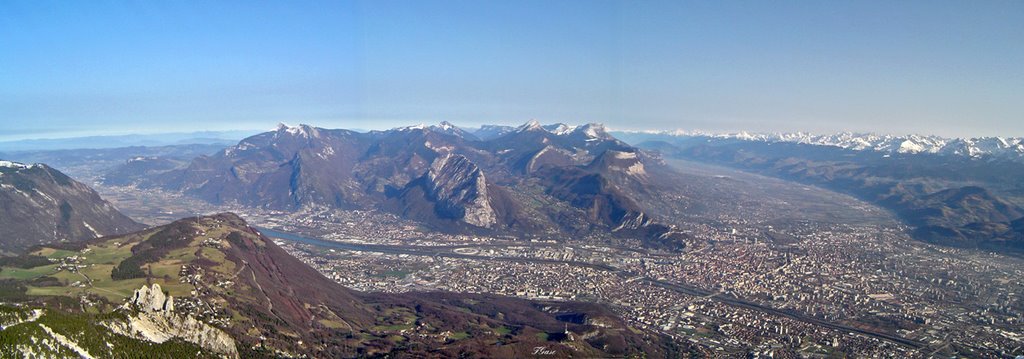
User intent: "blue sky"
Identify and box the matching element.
[1,0,1022,140]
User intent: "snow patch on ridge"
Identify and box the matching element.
[623,129,1024,161]
[0,160,31,169]
[83,222,101,238]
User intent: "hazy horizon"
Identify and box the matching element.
[2,1,1022,139]
[4,118,1024,145]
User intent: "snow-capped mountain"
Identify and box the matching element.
[621,129,1024,161]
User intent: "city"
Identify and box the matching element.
[90,167,1024,357]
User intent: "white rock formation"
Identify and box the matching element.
[108,283,237,357]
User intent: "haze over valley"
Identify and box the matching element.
[1,121,1021,357]
[2,1,1022,357]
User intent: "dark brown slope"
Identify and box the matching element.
[0,160,143,254]
[209,212,674,357]
[18,213,673,357]
[216,214,375,323]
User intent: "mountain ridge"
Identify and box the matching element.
[615,129,1024,161]
[0,160,144,254]
[121,122,685,248]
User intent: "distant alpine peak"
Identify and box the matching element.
[574,123,610,139]
[428,121,470,137]
[274,122,320,138]
[517,119,544,132]
[629,129,1024,160]
[390,121,470,138]
[543,123,576,135]
[436,121,457,131]
[395,123,428,131]
[506,120,612,138]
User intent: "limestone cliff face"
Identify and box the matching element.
[107,284,237,357]
[586,150,648,180]
[424,154,497,228]
[129,283,174,313]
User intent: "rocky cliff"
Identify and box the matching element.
[106,283,237,357]
[423,154,497,228]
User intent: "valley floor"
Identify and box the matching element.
[86,166,1024,358]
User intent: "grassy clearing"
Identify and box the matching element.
[0,264,58,280]
[372,324,415,331]
[32,248,78,259]
[26,286,85,297]
[165,246,198,263]
[17,239,194,301]
[199,247,234,276]
[49,270,84,284]
[318,318,350,329]
[373,307,417,332]
[82,244,134,265]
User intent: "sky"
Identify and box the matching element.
[1,0,1022,140]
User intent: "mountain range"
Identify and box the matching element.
[109,121,688,248]
[628,134,1024,253]
[614,130,1024,161]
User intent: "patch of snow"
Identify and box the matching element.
[0,160,29,169]
[897,140,925,154]
[83,222,101,238]
[544,123,576,135]
[396,123,427,131]
[611,151,638,159]
[516,120,543,132]
[275,123,320,138]
[437,121,455,131]
[316,146,335,160]
[632,129,1024,161]
[32,189,57,204]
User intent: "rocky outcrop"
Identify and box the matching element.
[128,283,174,313]
[108,284,237,357]
[423,154,497,228]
